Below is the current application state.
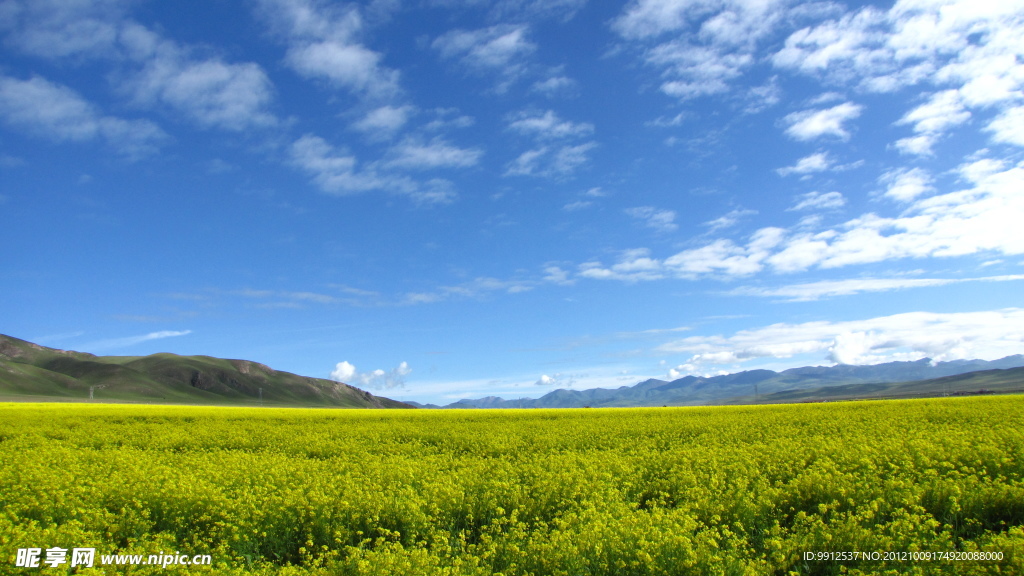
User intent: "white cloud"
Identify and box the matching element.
[0,74,166,158]
[987,106,1024,147]
[535,374,556,386]
[577,158,1024,280]
[789,191,845,211]
[783,102,863,141]
[289,134,413,195]
[658,308,1024,369]
[579,248,665,282]
[773,0,1024,114]
[648,43,754,100]
[776,152,832,176]
[613,0,794,101]
[728,274,1024,302]
[384,137,483,170]
[505,143,596,178]
[563,200,592,211]
[531,75,577,97]
[704,208,756,231]
[1,2,279,132]
[352,105,414,137]
[507,110,593,139]
[894,89,971,155]
[286,40,398,96]
[613,0,790,42]
[256,0,399,97]
[627,206,678,233]
[668,228,786,278]
[129,51,277,130]
[432,24,535,89]
[0,0,126,59]
[87,329,192,351]
[542,266,574,285]
[290,135,455,204]
[330,360,411,390]
[879,167,932,202]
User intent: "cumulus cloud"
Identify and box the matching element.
[612,0,795,101]
[658,308,1024,369]
[3,1,279,132]
[579,248,666,282]
[894,90,971,155]
[0,74,166,158]
[256,0,399,97]
[291,134,386,193]
[783,102,863,141]
[330,360,411,390]
[352,105,414,138]
[122,25,278,131]
[577,158,1024,281]
[880,167,933,202]
[987,106,1024,147]
[534,373,575,387]
[776,152,833,176]
[773,1,1024,96]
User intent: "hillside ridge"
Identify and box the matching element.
[0,334,413,408]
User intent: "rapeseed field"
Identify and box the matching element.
[1,396,1021,575]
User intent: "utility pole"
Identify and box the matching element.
[259,387,263,406]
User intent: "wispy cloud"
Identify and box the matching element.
[727,275,1024,302]
[87,330,192,351]
[432,24,536,90]
[704,208,756,232]
[383,137,483,170]
[628,206,678,233]
[788,191,845,211]
[507,110,593,140]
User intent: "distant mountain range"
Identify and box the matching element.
[0,334,412,408]
[411,355,1024,409]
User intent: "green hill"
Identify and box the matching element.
[0,334,413,408]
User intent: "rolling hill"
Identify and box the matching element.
[0,334,413,408]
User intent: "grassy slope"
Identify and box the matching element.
[0,334,412,408]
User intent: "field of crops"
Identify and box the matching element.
[1,397,1022,575]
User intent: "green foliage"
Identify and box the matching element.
[1,397,1022,575]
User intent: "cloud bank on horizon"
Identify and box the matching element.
[1,0,1023,404]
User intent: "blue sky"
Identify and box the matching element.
[2,0,1023,405]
